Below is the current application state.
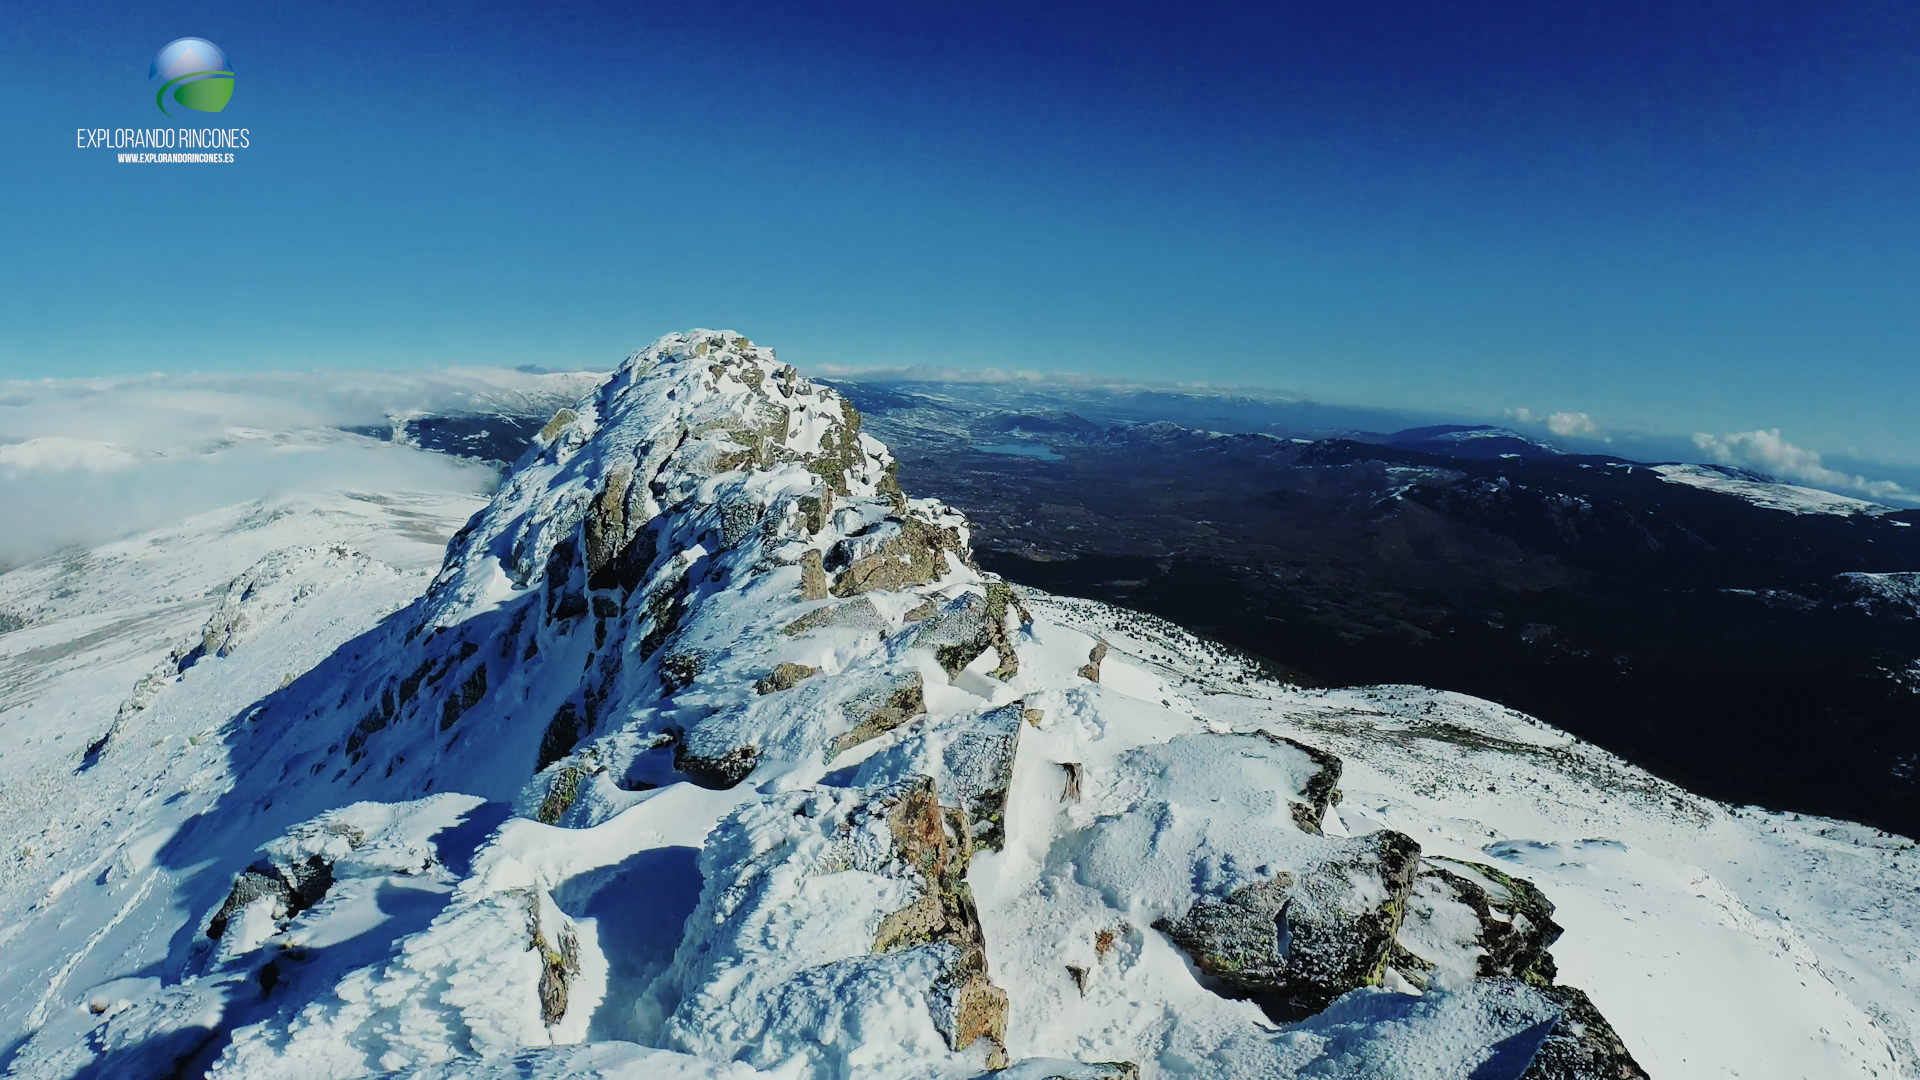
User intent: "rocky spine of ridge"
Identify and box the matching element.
[53,330,1648,1079]
[173,330,1029,1073]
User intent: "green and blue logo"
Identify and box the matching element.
[150,37,233,117]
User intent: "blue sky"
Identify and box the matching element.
[3,1,1917,477]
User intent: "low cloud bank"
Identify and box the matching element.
[1507,408,1606,441]
[1692,428,1916,504]
[809,362,1314,399]
[0,368,601,570]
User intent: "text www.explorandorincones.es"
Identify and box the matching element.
[117,153,236,163]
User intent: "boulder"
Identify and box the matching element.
[1159,829,1423,1021]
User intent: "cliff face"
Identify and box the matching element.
[2,332,1905,1080]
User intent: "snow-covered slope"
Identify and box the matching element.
[0,332,1914,1080]
[1652,463,1900,516]
[1835,572,1920,619]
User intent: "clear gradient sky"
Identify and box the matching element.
[3,1,1917,469]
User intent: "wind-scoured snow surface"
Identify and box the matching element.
[1652,463,1899,517]
[0,332,1914,1079]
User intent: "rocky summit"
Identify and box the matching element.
[0,332,1911,1079]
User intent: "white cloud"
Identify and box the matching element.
[1506,408,1607,442]
[0,367,601,569]
[1547,412,1600,438]
[1691,428,1916,503]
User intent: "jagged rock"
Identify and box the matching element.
[875,779,1009,1067]
[536,407,577,443]
[1078,641,1108,682]
[856,701,1026,851]
[534,702,583,772]
[753,662,820,695]
[1520,984,1653,1080]
[1392,857,1564,989]
[782,596,885,636]
[833,670,926,752]
[582,464,636,589]
[437,663,487,731]
[912,590,1020,680]
[1269,732,1342,834]
[871,777,976,953]
[656,648,708,695]
[799,548,830,599]
[797,488,833,534]
[982,581,1026,679]
[206,870,297,941]
[525,891,582,1027]
[673,742,760,789]
[207,814,384,940]
[1159,829,1423,1021]
[805,397,870,497]
[939,703,1024,850]
[827,516,965,597]
[913,594,994,676]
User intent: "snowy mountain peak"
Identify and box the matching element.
[7,333,1913,1079]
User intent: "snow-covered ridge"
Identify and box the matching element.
[1653,462,1899,516]
[1,332,1914,1079]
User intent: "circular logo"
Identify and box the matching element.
[150,38,234,117]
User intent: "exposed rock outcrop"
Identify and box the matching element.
[754,662,820,695]
[1159,829,1422,1020]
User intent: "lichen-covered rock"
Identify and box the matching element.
[534,702,583,773]
[1159,830,1422,1020]
[534,763,594,824]
[582,465,638,590]
[827,516,966,598]
[437,663,488,731]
